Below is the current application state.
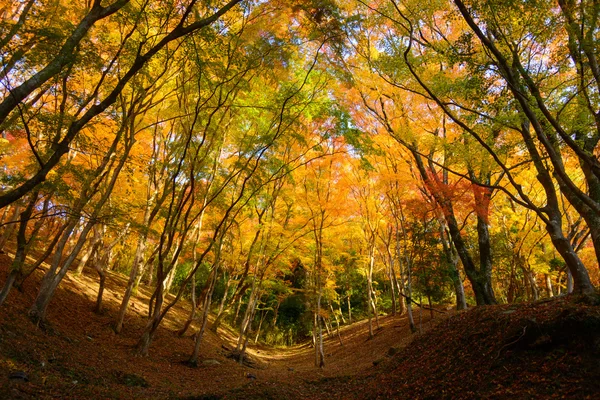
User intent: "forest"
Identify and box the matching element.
[1,0,600,398]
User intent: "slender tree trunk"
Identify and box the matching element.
[381,232,398,315]
[0,269,18,306]
[507,259,517,303]
[338,302,346,324]
[335,316,343,346]
[115,237,151,333]
[143,258,155,287]
[76,225,102,275]
[177,274,197,337]
[366,290,374,339]
[403,258,416,333]
[394,224,407,316]
[188,266,218,365]
[452,266,467,310]
[549,222,592,294]
[0,204,11,226]
[388,263,397,315]
[94,253,107,313]
[566,269,574,294]
[324,317,332,337]
[329,301,343,345]
[236,278,261,365]
[29,217,95,323]
[254,309,267,343]
[14,222,68,290]
[367,239,380,329]
[215,274,231,321]
[163,260,178,294]
[0,203,21,251]
[427,293,434,320]
[418,295,423,334]
[317,314,325,368]
[237,280,257,351]
[136,284,163,356]
[0,191,38,305]
[347,293,352,323]
[234,291,245,324]
[523,267,538,301]
[475,211,497,303]
[212,281,249,332]
[314,258,325,368]
[440,221,467,310]
[545,274,554,298]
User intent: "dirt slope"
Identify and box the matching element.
[349,296,600,399]
[2,254,599,399]
[0,255,438,399]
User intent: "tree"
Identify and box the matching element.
[342,0,595,295]
[0,0,245,209]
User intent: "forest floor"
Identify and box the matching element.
[1,253,600,399]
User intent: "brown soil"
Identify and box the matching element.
[358,296,600,399]
[0,253,440,399]
[2,253,599,399]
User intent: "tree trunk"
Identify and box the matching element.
[14,221,68,291]
[382,236,397,315]
[29,218,95,323]
[0,270,18,306]
[427,293,434,320]
[440,222,467,310]
[0,204,11,226]
[413,152,496,305]
[347,293,352,323]
[521,265,538,301]
[136,283,164,356]
[452,265,467,310]
[330,301,343,346]
[188,267,218,365]
[0,203,21,251]
[94,260,107,313]
[177,273,197,337]
[237,281,257,351]
[254,309,267,343]
[0,191,38,305]
[76,226,102,275]
[211,276,234,332]
[236,280,260,365]
[317,314,325,368]
[366,290,374,340]
[163,260,178,294]
[547,220,593,295]
[367,240,380,329]
[215,274,231,321]
[393,270,406,315]
[115,237,152,333]
[545,274,554,298]
[388,268,397,315]
[475,212,497,304]
[404,262,416,333]
[507,259,517,303]
[566,269,574,294]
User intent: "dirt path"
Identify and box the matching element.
[0,254,443,399]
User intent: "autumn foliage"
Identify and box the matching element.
[1,0,600,397]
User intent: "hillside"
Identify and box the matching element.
[2,256,600,399]
[0,255,439,399]
[346,296,600,399]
